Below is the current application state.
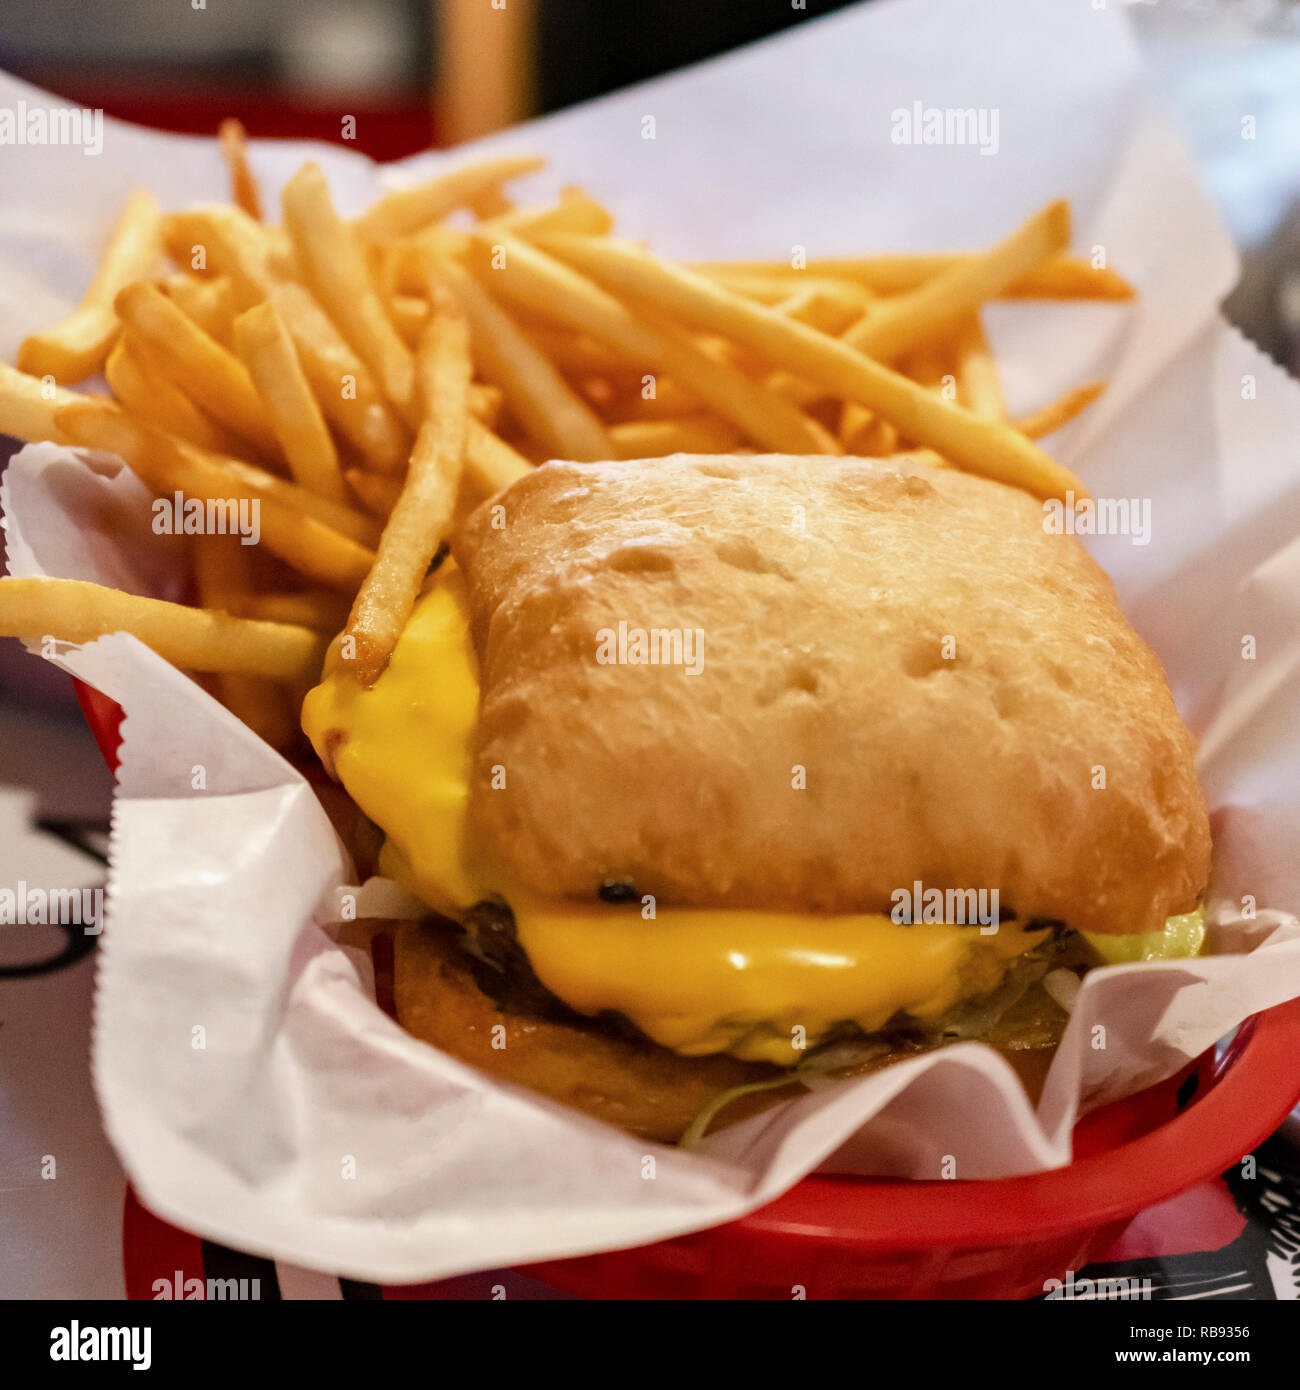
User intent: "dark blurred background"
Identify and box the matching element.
[0,0,856,157]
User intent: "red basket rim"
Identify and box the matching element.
[75,678,1300,1253]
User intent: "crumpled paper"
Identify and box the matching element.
[3,0,1300,1282]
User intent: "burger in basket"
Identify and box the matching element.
[0,145,1209,1144]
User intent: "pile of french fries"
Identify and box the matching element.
[0,120,1128,748]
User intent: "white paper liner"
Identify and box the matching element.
[3,0,1300,1281]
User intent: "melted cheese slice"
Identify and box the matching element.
[302,565,1047,1065]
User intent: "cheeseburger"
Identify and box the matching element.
[303,454,1211,1142]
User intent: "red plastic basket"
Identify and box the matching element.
[76,679,1300,1299]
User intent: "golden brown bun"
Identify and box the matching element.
[452,455,1210,937]
[392,919,791,1142]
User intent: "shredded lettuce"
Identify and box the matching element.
[678,1075,804,1151]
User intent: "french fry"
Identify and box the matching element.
[761,370,827,409]
[383,229,470,296]
[465,418,532,494]
[218,118,263,221]
[840,404,897,456]
[1015,380,1107,440]
[690,252,1134,300]
[57,400,376,590]
[491,187,615,239]
[160,206,280,303]
[602,377,701,422]
[282,163,417,423]
[955,316,1005,421]
[106,335,247,457]
[0,362,80,444]
[164,273,239,346]
[0,576,326,681]
[268,282,411,473]
[211,452,379,546]
[345,284,472,685]
[234,302,346,503]
[193,532,297,747]
[240,590,351,631]
[17,189,163,384]
[352,154,545,242]
[519,326,636,377]
[114,281,281,461]
[437,254,613,462]
[841,201,1070,362]
[348,431,518,524]
[389,293,429,348]
[702,271,873,311]
[540,235,1084,501]
[773,287,862,335]
[468,186,514,220]
[610,416,743,458]
[471,233,837,456]
[345,467,401,518]
[838,401,873,451]
[468,382,504,426]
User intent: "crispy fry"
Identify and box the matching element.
[519,326,634,377]
[352,154,545,242]
[701,271,873,311]
[954,316,1005,421]
[762,369,827,409]
[840,403,897,456]
[490,187,615,239]
[17,189,163,384]
[1015,380,1107,439]
[114,281,281,460]
[106,335,246,456]
[57,400,376,590]
[160,206,280,304]
[601,377,701,422]
[193,533,298,746]
[389,293,429,348]
[471,233,837,456]
[773,287,862,335]
[468,186,514,220]
[540,235,1083,501]
[282,163,417,423]
[0,576,326,680]
[610,416,742,458]
[239,590,351,631]
[345,467,401,518]
[465,418,532,494]
[437,254,613,461]
[468,382,504,426]
[841,201,1070,362]
[234,301,346,503]
[345,285,472,685]
[0,362,80,444]
[268,282,411,474]
[218,119,263,221]
[211,452,379,547]
[163,273,239,346]
[690,252,1134,300]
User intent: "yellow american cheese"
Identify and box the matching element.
[302,565,1048,1065]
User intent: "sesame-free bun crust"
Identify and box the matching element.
[452,455,1210,937]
